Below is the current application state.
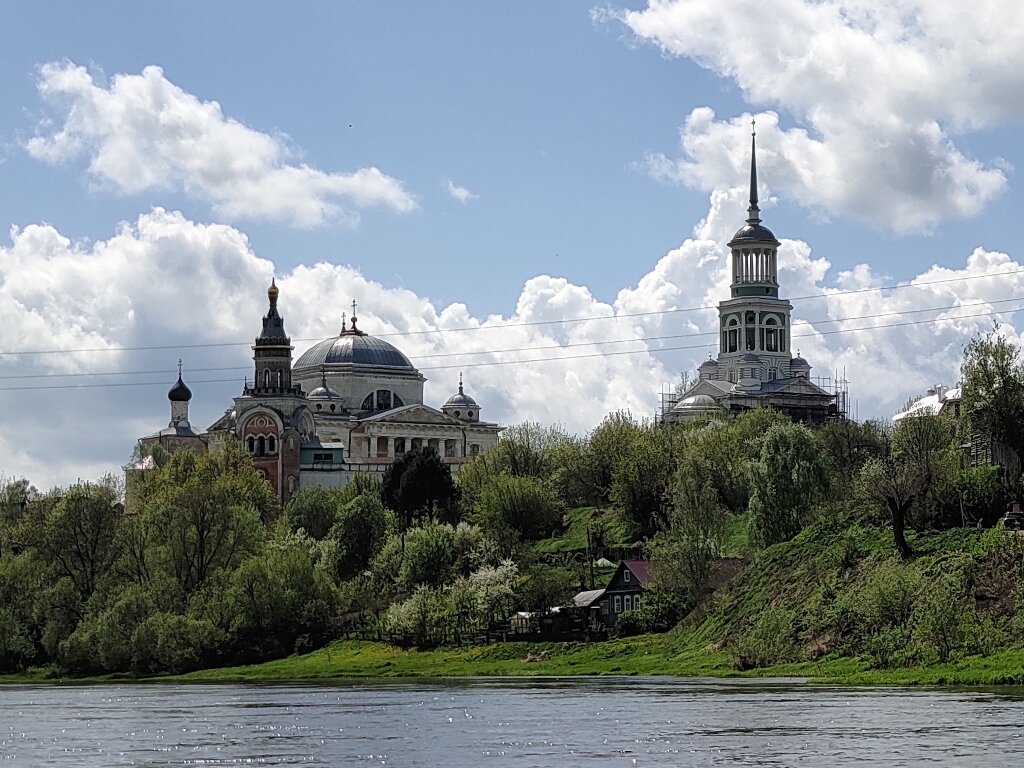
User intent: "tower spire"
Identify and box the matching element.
[747,119,761,225]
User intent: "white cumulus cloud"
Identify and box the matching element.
[1,195,1019,488]
[25,62,417,228]
[611,0,1022,232]
[444,179,478,204]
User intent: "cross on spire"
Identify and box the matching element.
[177,358,183,378]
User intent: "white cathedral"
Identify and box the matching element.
[135,283,502,504]
[664,132,839,424]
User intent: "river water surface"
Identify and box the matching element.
[3,677,1024,766]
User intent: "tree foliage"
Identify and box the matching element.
[748,423,828,548]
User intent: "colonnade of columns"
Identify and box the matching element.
[732,248,777,284]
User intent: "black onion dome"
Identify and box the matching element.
[168,375,192,402]
[295,334,416,371]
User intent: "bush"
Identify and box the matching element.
[132,612,223,674]
[732,604,798,669]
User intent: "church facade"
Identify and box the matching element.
[664,133,839,424]
[136,281,502,505]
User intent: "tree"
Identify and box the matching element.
[586,411,642,505]
[285,485,338,540]
[140,445,268,595]
[858,416,955,559]
[328,492,392,580]
[962,329,1024,474]
[474,474,564,547]
[815,419,887,492]
[33,480,121,599]
[748,423,828,548]
[381,448,459,534]
[610,425,673,538]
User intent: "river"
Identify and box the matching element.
[2,677,1024,766]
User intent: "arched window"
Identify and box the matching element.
[764,317,779,352]
[376,389,391,411]
[361,394,374,411]
[727,317,739,353]
[257,436,266,456]
[330,404,336,412]
[277,371,283,388]
[247,436,255,453]
[263,369,271,387]
[467,411,474,419]
[268,435,276,454]
[393,393,404,407]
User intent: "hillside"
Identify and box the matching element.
[176,517,1024,686]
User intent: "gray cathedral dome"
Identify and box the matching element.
[295,331,416,372]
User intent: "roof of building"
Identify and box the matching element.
[295,332,417,372]
[257,279,289,342]
[622,559,651,586]
[729,222,780,245]
[571,588,605,608]
[307,373,341,400]
[892,386,961,422]
[445,376,478,408]
[167,375,191,402]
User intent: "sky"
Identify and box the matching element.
[3,1,1024,488]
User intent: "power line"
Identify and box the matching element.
[1,267,1022,358]
[0,302,1015,392]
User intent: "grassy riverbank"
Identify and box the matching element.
[169,638,1024,686]
[9,516,1024,688]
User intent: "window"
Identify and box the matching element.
[624,570,631,583]
[764,317,779,352]
[411,437,422,450]
[634,595,641,610]
[257,436,266,456]
[745,328,755,350]
[263,369,271,387]
[454,410,461,418]
[467,411,474,419]
[444,439,456,458]
[361,394,374,411]
[316,404,322,411]
[623,595,632,611]
[470,443,480,456]
[277,371,283,387]
[727,317,739,353]
[395,438,406,454]
[247,436,255,453]
[613,595,622,614]
[376,389,391,411]
[330,404,336,412]
[268,435,276,454]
